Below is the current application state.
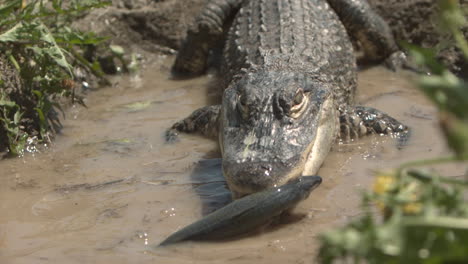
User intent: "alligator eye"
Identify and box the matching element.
[290,89,308,118]
[294,90,303,105]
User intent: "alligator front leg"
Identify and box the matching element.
[339,106,410,147]
[326,0,406,70]
[172,0,243,77]
[166,105,221,142]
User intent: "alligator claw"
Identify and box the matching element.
[395,127,411,150]
[340,106,410,149]
[384,51,407,72]
[384,51,423,74]
[165,128,180,143]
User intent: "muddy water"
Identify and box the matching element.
[0,55,465,264]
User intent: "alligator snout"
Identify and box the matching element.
[223,159,298,198]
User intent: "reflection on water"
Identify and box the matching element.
[0,55,464,264]
[190,159,232,215]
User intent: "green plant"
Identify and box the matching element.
[0,93,27,155]
[318,1,468,263]
[0,0,110,155]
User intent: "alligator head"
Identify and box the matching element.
[220,70,337,198]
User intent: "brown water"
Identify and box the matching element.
[1,55,465,264]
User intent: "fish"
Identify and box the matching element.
[158,175,322,246]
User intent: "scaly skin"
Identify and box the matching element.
[168,0,409,198]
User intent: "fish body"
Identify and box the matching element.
[158,175,322,246]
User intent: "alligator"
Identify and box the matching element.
[167,0,409,199]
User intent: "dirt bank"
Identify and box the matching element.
[369,0,468,75]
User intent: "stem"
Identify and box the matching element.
[452,29,468,60]
[7,53,20,71]
[407,169,468,186]
[398,156,463,171]
[69,47,110,86]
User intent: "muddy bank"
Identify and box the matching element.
[369,0,468,75]
[72,0,206,53]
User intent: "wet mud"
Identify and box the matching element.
[1,54,465,263]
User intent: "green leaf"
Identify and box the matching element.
[34,107,46,124]
[52,0,63,11]
[7,54,20,71]
[1,22,74,77]
[438,0,467,30]
[36,23,73,76]
[32,90,43,99]
[54,29,108,45]
[0,98,17,108]
[128,53,139,73]
[9,133,27,156]
[109,44,124,56]
[407,169,468,187]
[401,217,468,263]
[0,22,24,42]
[439,113,468,159]
[0,0,21,17]
[400,42,445,75]
[13,110,22,125]
[5,125,19,135]
[120,100,153,112]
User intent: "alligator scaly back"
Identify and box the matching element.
[223,0,356,107]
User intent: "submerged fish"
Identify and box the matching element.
[158,175,322,246]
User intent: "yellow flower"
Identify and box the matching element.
[373,173,396,194]
[373,171,423,215]
[403,202,422,214]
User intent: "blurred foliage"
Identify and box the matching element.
[318,0,468,263]
[0,0,111,156]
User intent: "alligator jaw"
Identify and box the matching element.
[265,95,337,184]
[303,96,337,176]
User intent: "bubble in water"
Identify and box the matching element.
[162,207,176,217]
